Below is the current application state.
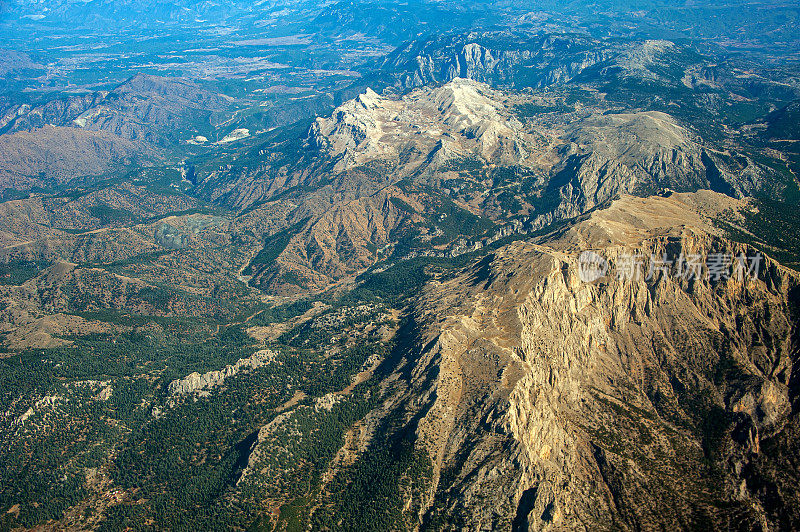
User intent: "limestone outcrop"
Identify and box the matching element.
[168,349,277,396]
[363,191,800,530]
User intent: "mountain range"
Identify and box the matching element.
[0,1,798,531]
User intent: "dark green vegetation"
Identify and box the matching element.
[0,299,398,530]
[0,260,49,286]
[715,149,800,270]
[765,101,800,141]
[0,216,519,530]
[247,300,316,327]
[313,440,433,531]
[719,198,800,269]
[513,101,575,118]
[388,179,496,258]
[244,219,310,278]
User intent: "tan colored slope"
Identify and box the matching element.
[554,190,746,250]
[248,185,425,294]
[0,125,155,189]
[310,78,531,174]
[366,190,798,530]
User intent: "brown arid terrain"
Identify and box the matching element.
[356,191,800,529]
[201,78,777,296]
[0,126,156,190]
[0,3,799,529]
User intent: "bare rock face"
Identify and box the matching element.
[224,80,771,297]
[380,32,687,91]
[168,349,277,396]
[365,192,799,530]
[560,112,707,208]
[309,78,529,173]
[380,32,614,90]
[534,112,766,228]
[309,79,753,223]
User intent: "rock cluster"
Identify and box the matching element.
[168,349,277,396]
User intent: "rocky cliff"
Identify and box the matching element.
[309,78,531,174]
[379,32,689,91]
[217,78,774,295]
[359,191,800,530]
[380,32,611,90]
[168,349,277,397]
[308,79,759,217]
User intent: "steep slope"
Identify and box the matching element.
[309,79,762,215]
[211,78,775,295]
[0,125,155,190]
[2,74,233,147]
[0,93,105,134]
[378,32,704,91]
[308,79,761,220]
[341,191,800,530]
[380,32,612,90]
[543,111,765,219]
[246,189,409,294]
[309,79,531,174]
[70,74,233,146]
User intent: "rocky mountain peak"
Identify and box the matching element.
[310,78,527,172]
[372,191,800,528]
[356,87,382,109]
